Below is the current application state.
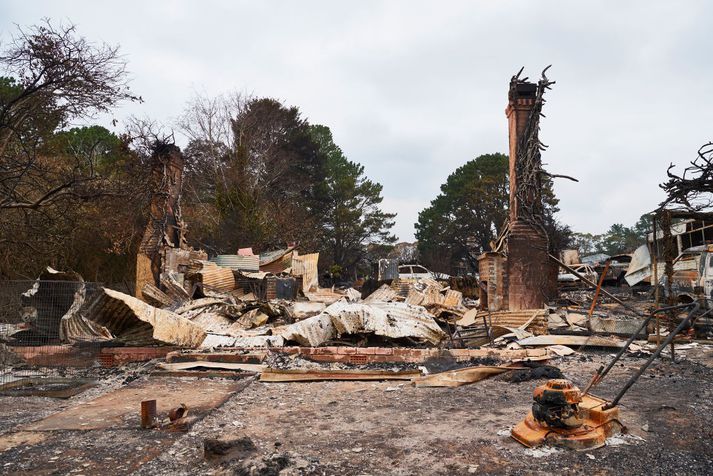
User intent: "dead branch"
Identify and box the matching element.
[539,171,579,182]
[659,141,713,211]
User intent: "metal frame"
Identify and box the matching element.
[0,280,102,384]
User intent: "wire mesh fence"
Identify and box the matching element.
[0,280,103,385]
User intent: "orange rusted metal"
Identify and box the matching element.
[140,399,157,429]
[588,260,610,318]
[168,403,188,422]
[532,379,582,405]
[512,379,624,450]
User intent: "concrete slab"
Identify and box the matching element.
[22,378,246,431]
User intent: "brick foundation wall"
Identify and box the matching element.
[9,345,178,368]
[507,221,549,311]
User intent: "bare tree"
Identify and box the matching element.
[0,20,139,211]
[176,92,249,202]
[387,242,419,264]
[660,142,713,211]
[177,92,326,253]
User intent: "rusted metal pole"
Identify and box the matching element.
[604,303,701,409]
[549,255,644,317]
[661,210,676,358]
[587,260,610,319]
[652,214,661,346]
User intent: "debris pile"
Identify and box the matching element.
[4,257,477,350]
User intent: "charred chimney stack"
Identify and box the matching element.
[505,75,550,311]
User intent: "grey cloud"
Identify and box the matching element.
[2,0,712,241]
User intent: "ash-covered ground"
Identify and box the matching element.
[1,347,713,475]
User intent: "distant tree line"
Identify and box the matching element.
[0,21,395,283]
[571,215,651,257]
[415,153,572,275]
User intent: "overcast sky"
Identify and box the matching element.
[2,1,712,242]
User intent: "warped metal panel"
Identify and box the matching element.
[363,284,399,303]
[276,301,445,346]
[83,289,206,347]
[292,253,319,292]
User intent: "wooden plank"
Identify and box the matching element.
[260,368,421,382]
[156,361,267,372]
[412,366,526,388]
[517,335,626,348]
[151,370,256,379]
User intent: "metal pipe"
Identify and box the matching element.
[603,303,701,410]
[588,260,610,319]
[652,214,661,344]
[549,254,645,317]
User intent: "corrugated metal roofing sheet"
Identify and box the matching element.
[200,333,285,348]
[276,301,445,346]
[259,247,296,266]
[210,255,260,272]
[292,253,319,292]
[476,309,548,335]
[198,264,236,292]
[363,284,400,303]
[82,288,206,347]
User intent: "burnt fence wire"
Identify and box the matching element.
[0,280,102,385]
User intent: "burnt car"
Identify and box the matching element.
[557,263,598,286]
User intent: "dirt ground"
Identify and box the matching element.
[1,347,713,475]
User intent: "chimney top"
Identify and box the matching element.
[513,82,537,98]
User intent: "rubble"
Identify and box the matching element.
[506,363,564,383]
[5,257,492,352]
[362,284,399,303]
[203,436,257,463]
[156,361,266,373]
[287,301,325,319]
[6,231,702,465]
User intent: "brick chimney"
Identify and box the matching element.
[505,78,549,311]
[506,81,537,223]
[135,143,185,298]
